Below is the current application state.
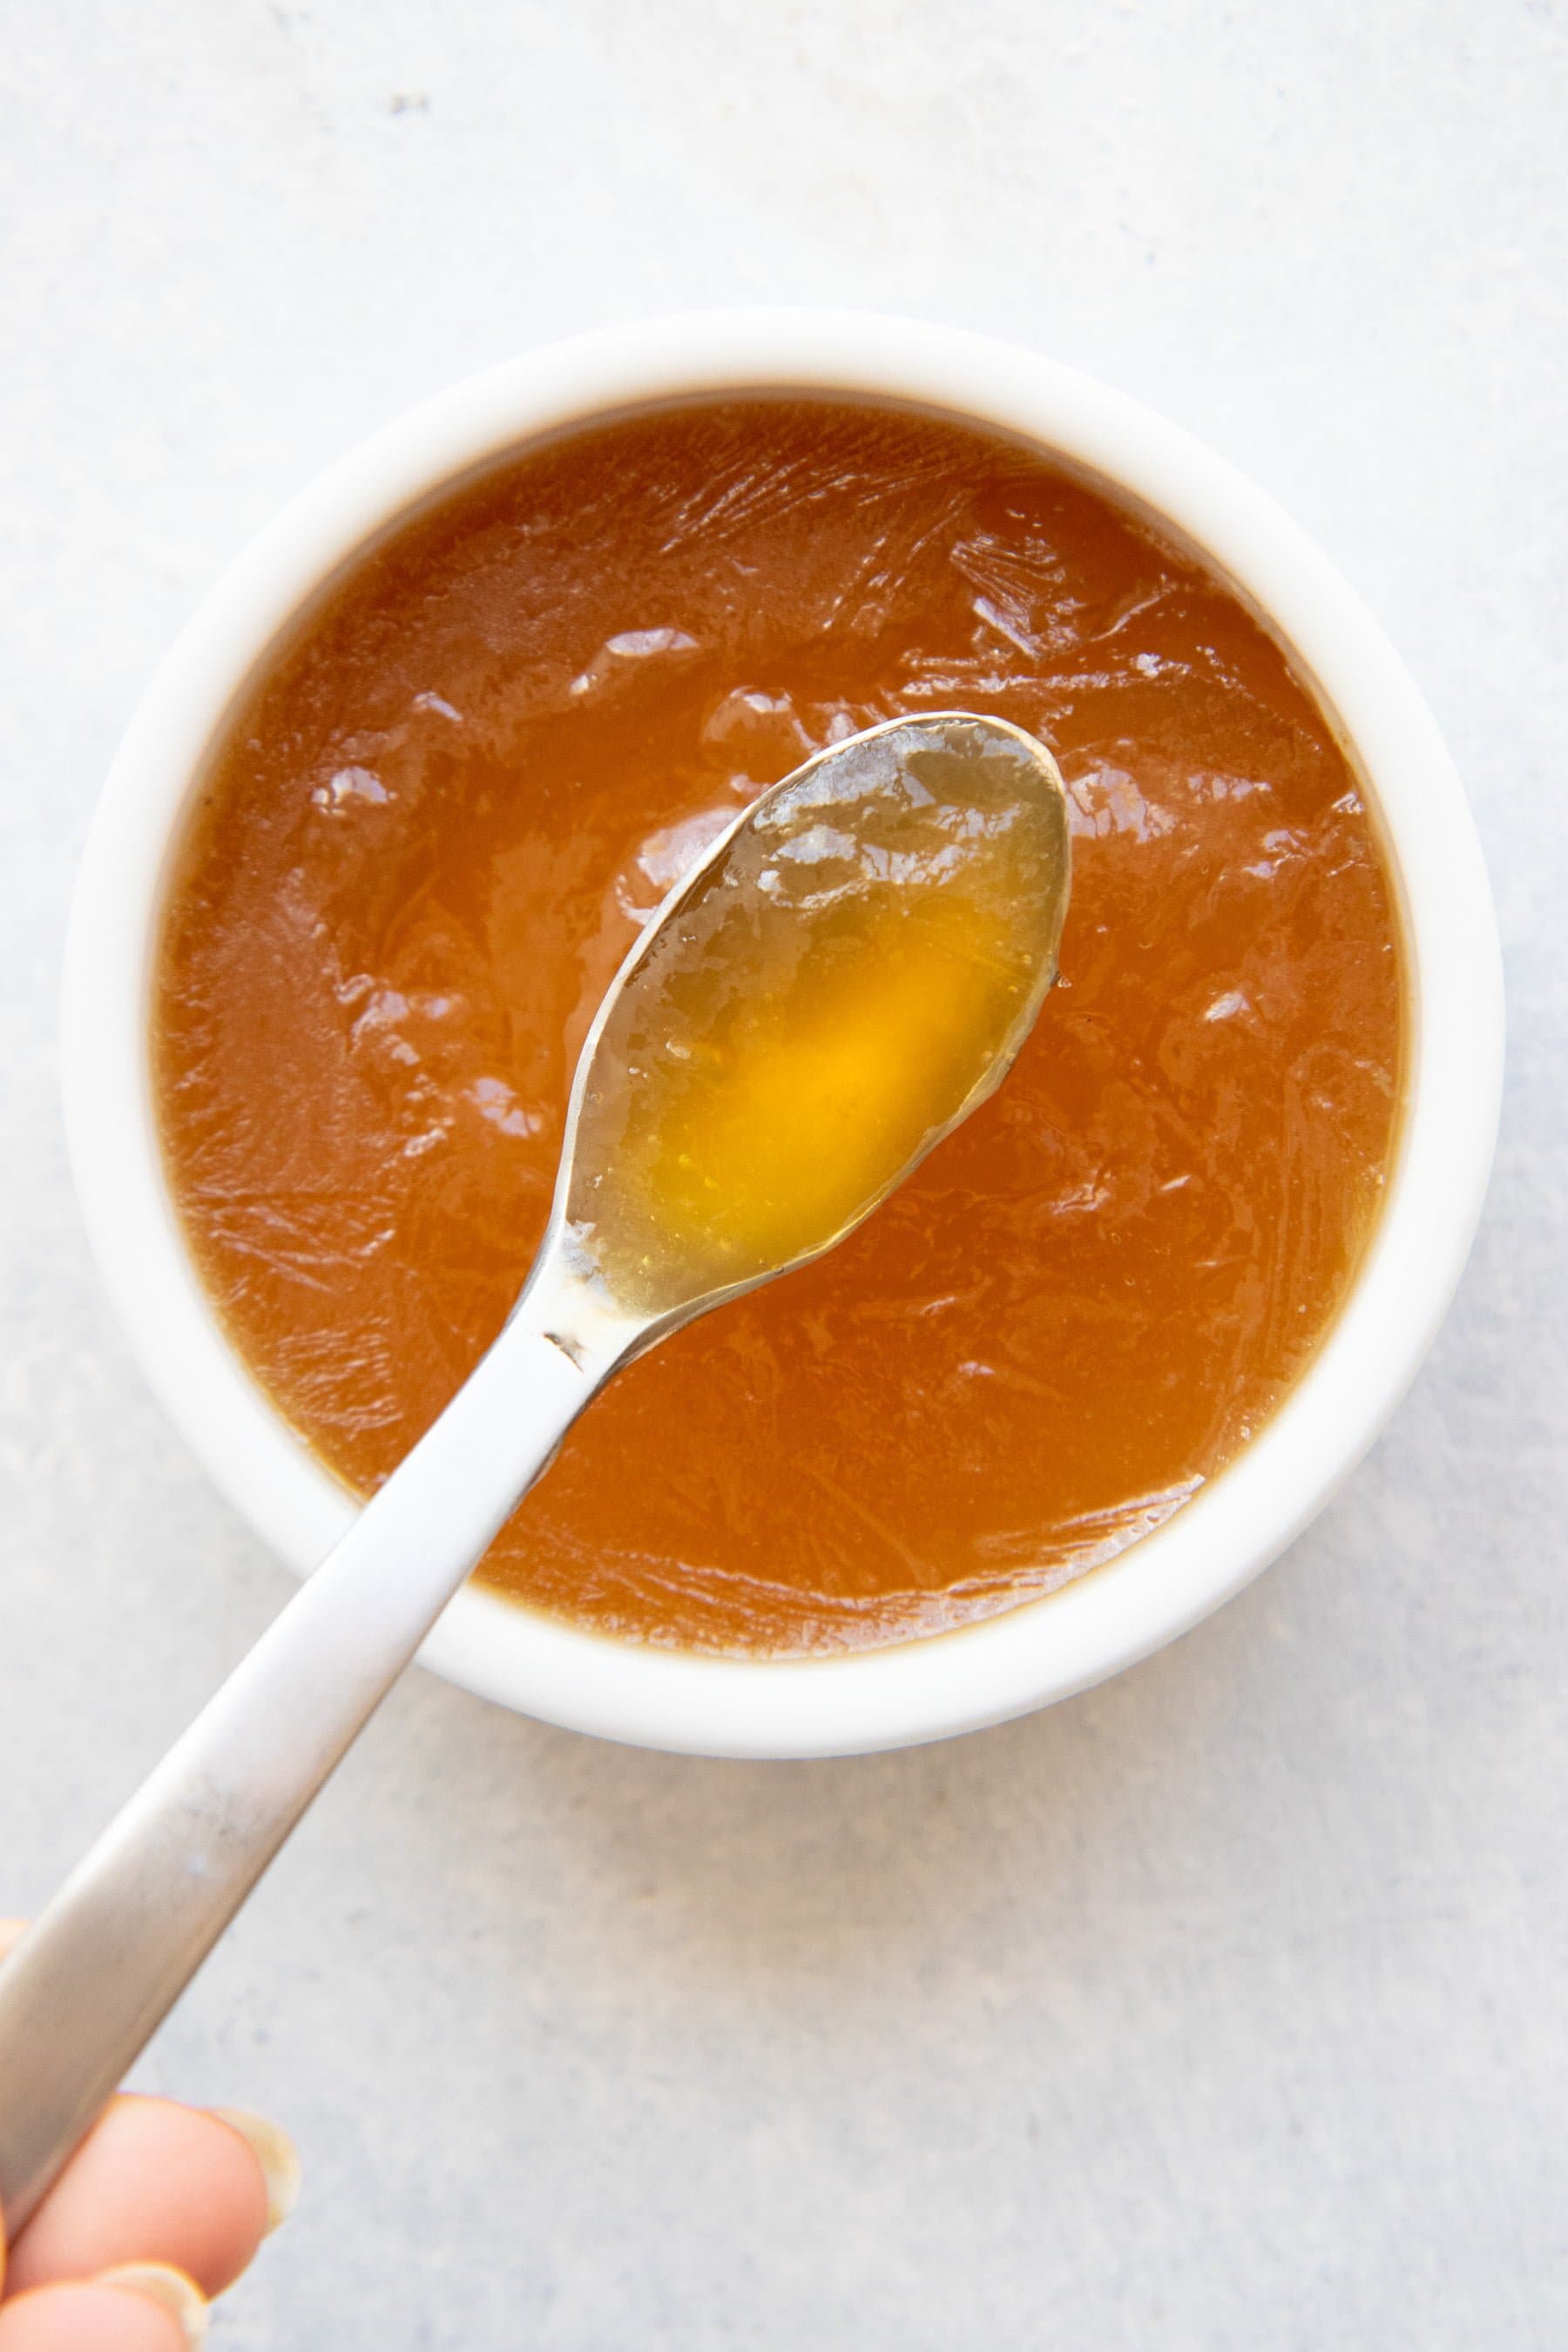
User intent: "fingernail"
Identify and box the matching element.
[97,2263,209,2349]
[213,2105,302,2234]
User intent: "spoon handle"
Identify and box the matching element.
[0,1271,630,2236]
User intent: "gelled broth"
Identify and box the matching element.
[571,717,1070,1314]
[154,399,1404,1654]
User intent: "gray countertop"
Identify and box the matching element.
[1,4,1564,2345]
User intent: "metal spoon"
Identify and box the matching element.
[0,712,1069,2230]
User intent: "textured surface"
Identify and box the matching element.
[0,3,1564,2346]
[155,402,1399,1653]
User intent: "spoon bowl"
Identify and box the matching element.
[541,710,1070,1344]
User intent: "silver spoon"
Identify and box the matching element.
[0,712,1069,2230]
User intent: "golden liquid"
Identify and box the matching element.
[153,398,1404,1655]
[572,719,1069,1311]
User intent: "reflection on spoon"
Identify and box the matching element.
[0,713,1071,2229]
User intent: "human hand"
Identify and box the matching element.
[0,1923,299,2349]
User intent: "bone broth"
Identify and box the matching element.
[154,399,1404,1654]
[569,717,1070,1315]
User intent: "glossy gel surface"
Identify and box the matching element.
[569,717,1068,1315]
[153,398,1405,1654]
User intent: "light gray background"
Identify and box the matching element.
[2,3,1564,2345]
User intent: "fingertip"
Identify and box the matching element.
[0,2279,192,2352]
[6,2099,268,2299]
[95,2266,208,2349]
[209,2110,301,2235]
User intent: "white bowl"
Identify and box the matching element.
[61,310,1504,1759]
